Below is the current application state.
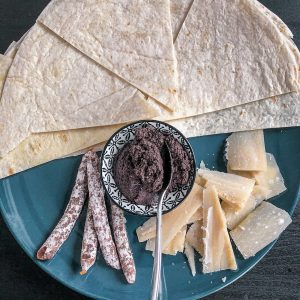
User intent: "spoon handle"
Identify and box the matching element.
[151,191,166,300]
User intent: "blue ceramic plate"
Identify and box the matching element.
[0,128,299,300]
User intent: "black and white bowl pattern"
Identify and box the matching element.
[101,120,196,217]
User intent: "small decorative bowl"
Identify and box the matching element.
[101,120,196,216]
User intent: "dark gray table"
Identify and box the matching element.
[0,1,299,299]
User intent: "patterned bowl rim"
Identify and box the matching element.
[100,120,196,217]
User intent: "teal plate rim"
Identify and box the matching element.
[0,128,299,300]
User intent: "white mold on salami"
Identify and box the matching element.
[87,151,121,270]
[37,153,89,260]
[111,203,136,284]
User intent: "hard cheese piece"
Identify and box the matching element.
[145,225,187,255]
[188,208,203,224]
[227,153,286,202]
[230,202,292,259]
[252,185,271,205]
[227,165,255,180]
[202,186,237,273]
[222,174,280,230]
[198,169,255,208]
[195,173,206,186]
[136,217,156,243]
[184,242,196,277]
[252,153,287,199]
[185,220,204,255]
[226,130,267,171]
[222,196,257,230]
[136,184,203,246]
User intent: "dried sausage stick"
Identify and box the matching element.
[111,203,136,284]
[80,201,98,275]
[87,152,120,270]
[37,154,88,260]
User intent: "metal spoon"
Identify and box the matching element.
[151,145,173,300]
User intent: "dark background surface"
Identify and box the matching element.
[0,0,299,299]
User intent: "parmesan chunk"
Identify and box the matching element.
[223,181,276,230]
[145,226,187,255]
[184,242,196,277]
[222,196,257,230]
[227,153,286,201]
[195,173,206,186]
[136,184,203,246]
[226,130,267,171]
[252,185,270,205]
[136,217,156,242]
[230,202,292,259]
[185,220,204,255]
[198,169,255,208]
[188,208,203,224]
[227,165,255,180]
[252,153,286,199]
[202,186,237,273]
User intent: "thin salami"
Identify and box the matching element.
[37,154,88,260]
[87,152,121,270]
[111,203,136,284]
[80,201,98,275]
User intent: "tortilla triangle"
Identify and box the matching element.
[38,0,179,111]
[175,0,299,116]
[0,24,159,157]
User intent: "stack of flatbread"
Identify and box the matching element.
[0,0,299,178]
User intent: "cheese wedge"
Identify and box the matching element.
[185,220,204,255]
[195,173,206,186]
[198,169,255,208]
[202,186,237,273]
[227,165,256,180]
[226,130,267,171]
[222,181,276,230]
[188,208,203,224]
[230,202,292,259]
[136,217,156,243]
[145,225,187,255]
[227,153,286,201]
[252,153,287,199]
[184,242,196,277]
[136,184,203,246]
[222,196,257,230]
[252,185,271,205]
[212,151,286,230]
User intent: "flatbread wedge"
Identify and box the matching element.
[0,54,12,94]
[170,0,194,40]
[0,24,159,157]
[174,0,299,116]
[38,0,179,111]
